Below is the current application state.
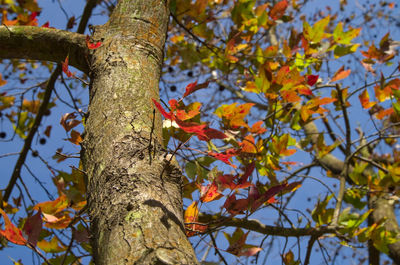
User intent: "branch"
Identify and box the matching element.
[332,84,350,225]
[301,108,400,265]
[0,26,89,74]
[198,213,339,238]
[2,64,61,203]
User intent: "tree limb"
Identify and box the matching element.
[198,213,339,238]
[0,26,89,74]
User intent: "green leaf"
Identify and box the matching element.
[334,44,360,58]
[333,22,361,45]
[303,16,330,43]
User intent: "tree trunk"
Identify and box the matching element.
[81,1,198,264]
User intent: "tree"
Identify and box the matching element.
[0,0,400,265]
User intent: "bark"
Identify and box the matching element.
[0,26,89,73]
[80,0,198,264]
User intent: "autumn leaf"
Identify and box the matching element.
[42,212,72,229]
[33,194,69,215]
[61,56,75,78]
[184,201,207,236]
[215,103,254,128]
[306,74,319,86]
[184,201,199,224]
[224,194,249,215]
[251,183,289,211]
[182,81,210,98]
[250,121,267,134]
[269,0,288,20]
[199,181,223,203]
[240,135,258,153]
[208,149,238,168]
[152,99,174,120]
[330,66,351,82]
[1,10,18,26]
[37,236,67,253]
[197,127,227,141]
[86,35,102,50]
[23,209,42,246]
[0,73,7,87]
[175,119,207,138]
[359,89,376,109]
[41,21,50,27]
[0,209,27,245]
[69,130,83,145]
[60,112,81,132]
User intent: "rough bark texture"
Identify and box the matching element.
[0,26,89,73]
[81,0,198,264]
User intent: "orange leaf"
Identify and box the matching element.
[0,209,27,245]
[199,181,223,203]
[240,135,257,153]
[184,201,199,223]
[330,66,351,82]
[1,10,18,26]
[0,74,7,87]
[376,107,394,120]
[269,0,288,20]
[281,90,301,103]
[250,121,267,134]
[43,212,72,229]
[359,89,376,109]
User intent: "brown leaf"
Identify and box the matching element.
[60,112,81,132]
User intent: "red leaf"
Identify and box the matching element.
[41,22,50,28]
[175,119,207,137]
[29,12,38,21]
[182,81,209,98]
[86,35,102,50]
[224,194,249,215]
[0,209,27,245]
[23,209,42,246]
[152,99,173,120]
[306,75,319,86]
[197,127,227,141]
[208,149,238,168]
[61,56,75,78]
[251,183,288,211]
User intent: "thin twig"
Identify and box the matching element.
[332,84,350,225]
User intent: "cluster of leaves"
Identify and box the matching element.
[1,0,400,264]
